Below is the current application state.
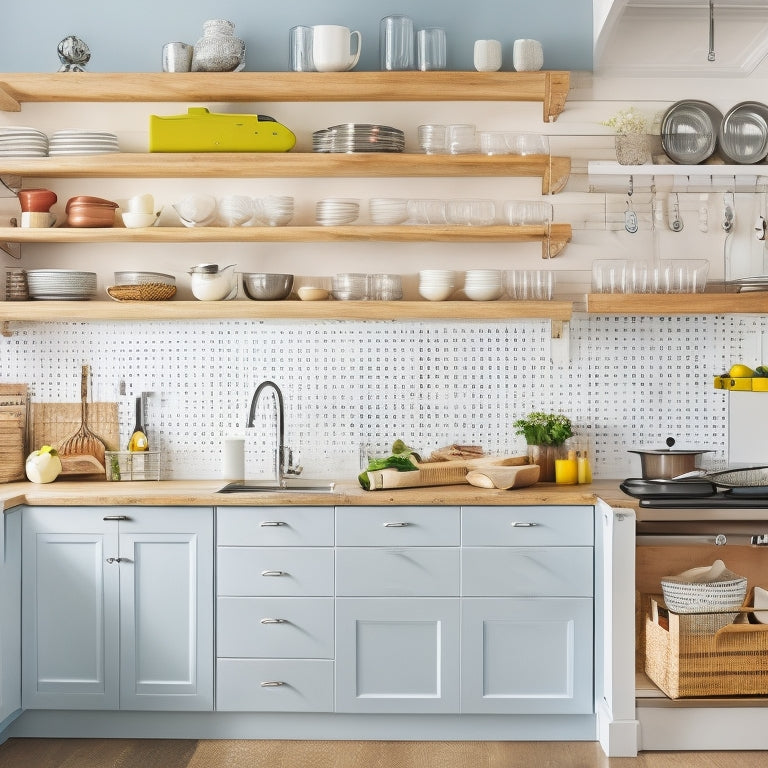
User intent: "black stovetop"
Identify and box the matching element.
[639,496,768,508]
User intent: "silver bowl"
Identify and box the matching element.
[242,273,294,301]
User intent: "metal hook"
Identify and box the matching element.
[627,175,634,197]
[708,0,716,62]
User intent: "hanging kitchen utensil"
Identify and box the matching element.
[56,363,108,472]
[668,193,683,232]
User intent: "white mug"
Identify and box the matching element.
[474,39,502,72]
[20,211,56,228]
[312,25,361,72]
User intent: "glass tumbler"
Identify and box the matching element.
[380,14,414,71]
[289,25,315,72]
[417,27,446,71]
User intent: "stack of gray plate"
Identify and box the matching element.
[313,124,405,153]
[26,270,97,300]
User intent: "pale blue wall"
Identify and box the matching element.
[0,1,592,72]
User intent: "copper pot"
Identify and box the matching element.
[65,196,118,227]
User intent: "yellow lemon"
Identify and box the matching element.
[729,364,755,378]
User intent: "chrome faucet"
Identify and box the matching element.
[247,380,302,484]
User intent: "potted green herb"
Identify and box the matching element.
[513,412,573,482]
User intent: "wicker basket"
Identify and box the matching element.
[107,283,176,301]
[645,591,768,698]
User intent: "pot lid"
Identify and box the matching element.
[628,448,712,455]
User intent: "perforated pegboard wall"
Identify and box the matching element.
[1,314,759,481]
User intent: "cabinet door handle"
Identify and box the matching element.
[383,522,409,527]
[260,618,288,624]
[103,515,130,522]
[261,570,287,577]
[510,521,539,527]
[260,521,287,527]
[260,681,285,687]
[105,557,124,564]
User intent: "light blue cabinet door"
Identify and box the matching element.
[335,598,460,713]
[22,507,120,710]
[461,597,593,714]
[119,508,213,711]
[0,507,21,728]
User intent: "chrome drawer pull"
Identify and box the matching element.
[384,522,409,527]
[260,521,287,527]
[260,681,285,687]
[261,570,287,577]
[103,515,129,522]
[510,522,539,527]
[260,618,288,624]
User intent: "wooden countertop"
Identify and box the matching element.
[1,478,634,511]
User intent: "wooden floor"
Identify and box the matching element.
[0,739,765,768]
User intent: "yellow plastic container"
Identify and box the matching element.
[149,107,296,153]
[714,376,752,391]
[752,377,768,391]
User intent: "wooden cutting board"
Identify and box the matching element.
[30,402,120,453]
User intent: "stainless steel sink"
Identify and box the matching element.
[217,479,337,493]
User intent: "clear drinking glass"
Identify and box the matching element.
[289,25,315,72]
[380,14,414,71]
[417,27,446,71]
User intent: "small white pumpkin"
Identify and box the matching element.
[25,445,63,484]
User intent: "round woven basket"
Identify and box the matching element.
[107,283,177,301]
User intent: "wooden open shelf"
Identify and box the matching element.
[0,223,572,258]
[0,300,574,323]
[587,292,768,315]
[0,153,571,195]
[0,71,571,122]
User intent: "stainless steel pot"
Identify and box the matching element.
[629,439,712,480]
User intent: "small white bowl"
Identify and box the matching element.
[121,211,159,228]
[419,284,454,301]
[464,284,503,301]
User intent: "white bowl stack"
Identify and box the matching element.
[369,198,408,225]
[464,269,503,301]
[418,270,456,301]
[260,195,294,227]
[316,198,360,226]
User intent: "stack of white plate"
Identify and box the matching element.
[464,269,503,301]
[369,198,408,225]
[26,270,97,300]
[0,126,48,157]
[48,130,120,156]
[418,269,456,302]
[316,198,360,226]
[313,124,405,153]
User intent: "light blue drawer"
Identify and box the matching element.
[217,506,334,547]
[217,547,334,596]
[336,506,460,546]
[216,659,333,712]
[462,547,593,597]
[336,548,460,596]
[217,597,334,658]
[461,506,593,546]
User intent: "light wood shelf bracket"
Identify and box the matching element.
[0,84,20,112]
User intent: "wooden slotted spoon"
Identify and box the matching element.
[57,364,107,470]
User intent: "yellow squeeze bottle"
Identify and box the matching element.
[577,451,592,484]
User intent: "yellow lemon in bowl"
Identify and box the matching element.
[729,363,755,378]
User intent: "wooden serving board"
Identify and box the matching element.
[30,402,120,453]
